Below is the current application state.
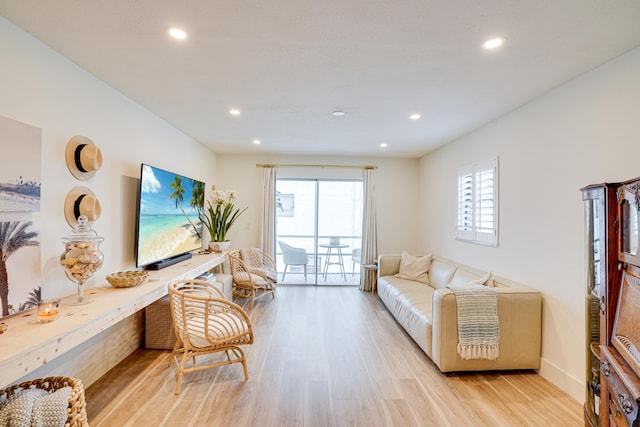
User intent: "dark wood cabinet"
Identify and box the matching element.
[583,183,620,426]
[582,178,640,427]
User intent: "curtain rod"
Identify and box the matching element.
[256,163,377,169]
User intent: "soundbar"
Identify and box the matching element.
[144,252,193,270]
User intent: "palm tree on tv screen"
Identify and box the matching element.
[169,175,185,208]
[191,181,205,220]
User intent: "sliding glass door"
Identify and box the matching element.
[275,178,363,286]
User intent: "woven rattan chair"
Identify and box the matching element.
[237,247,278,284]
[168,279,253,394]
[228,252,276,309]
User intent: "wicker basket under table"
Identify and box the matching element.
[0,376,88,427]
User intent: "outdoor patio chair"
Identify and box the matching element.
[278,240,309,281]
[352,248,361,276]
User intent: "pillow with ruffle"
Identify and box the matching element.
[395,251,432,284]
[467,271,494,287]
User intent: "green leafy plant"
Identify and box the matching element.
[201,190,247,242]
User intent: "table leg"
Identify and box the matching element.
[322,247,332,279]
[336,247,346,280]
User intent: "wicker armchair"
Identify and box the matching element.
[168,279,253,394]
[237,247,278,284]
[228,252,276,309]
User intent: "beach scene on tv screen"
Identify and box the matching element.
[137,165,203,267]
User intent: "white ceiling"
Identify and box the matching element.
[2,1,640,158]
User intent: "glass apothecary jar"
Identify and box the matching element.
[60,215,104,305]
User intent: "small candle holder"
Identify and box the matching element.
[37,298,61,323]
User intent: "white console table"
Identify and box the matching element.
[0,252,225,388]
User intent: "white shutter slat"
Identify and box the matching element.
[456,157,498,246]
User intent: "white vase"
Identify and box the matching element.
[209,241,231,253]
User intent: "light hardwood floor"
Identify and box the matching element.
[85,286,582,426]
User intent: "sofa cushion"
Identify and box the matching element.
[429,259,457,289]
[469,271,493,287]
[451,268,494,287]
[377,275,434,356]
[395,251,432,284]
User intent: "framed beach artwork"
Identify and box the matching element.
[0,116,42,212]
[0,116,42,319]
[277,193,295,217]
[0,221,41,318]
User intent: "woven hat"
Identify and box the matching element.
[65,135,103,180]
[64,186,102,226]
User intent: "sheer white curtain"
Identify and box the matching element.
[359,167,378,292]
[260,166,276,259]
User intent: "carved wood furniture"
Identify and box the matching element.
[582,177,640,426]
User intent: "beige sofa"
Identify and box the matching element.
[377,254,542,372]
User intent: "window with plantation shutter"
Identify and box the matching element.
[455,157,498,246]
[456,166,474,241]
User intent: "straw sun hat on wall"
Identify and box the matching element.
[65,135,103,180]
[64,186,101,227]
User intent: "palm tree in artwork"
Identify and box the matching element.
[169,175,184,208]
[0,221,39,317]
[17,285,41,312]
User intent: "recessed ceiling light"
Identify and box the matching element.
[410,113,421,120]
[253,140,261,145]
[332,110,345,117]
[380,142,388,148]
[229,109,240,116]
[168,28,187,40]
[482,37,506,50]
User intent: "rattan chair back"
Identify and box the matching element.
[227,252,276,309]
[167,279,253,394]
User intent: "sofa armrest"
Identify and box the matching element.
[377,254,401,278]
[431,286,542,372]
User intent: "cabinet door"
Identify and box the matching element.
[618,180,640,266]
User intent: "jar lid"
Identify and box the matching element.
[62,215,104,242]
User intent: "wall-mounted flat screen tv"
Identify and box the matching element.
[135,163,205,270]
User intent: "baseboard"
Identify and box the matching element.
[538,357,584,403]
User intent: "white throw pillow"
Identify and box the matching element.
[395,251,432,284]
[468,271,494,287]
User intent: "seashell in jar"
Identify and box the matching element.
[64,248,83,259]
[77,253,93,264]
[60,257,79,267]
[76,241,94,250]
[70,263,86,274]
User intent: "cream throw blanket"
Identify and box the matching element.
[448,284,500,360]
[0,386,71,427]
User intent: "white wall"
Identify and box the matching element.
[0,18,216,301]
[419,47,640,402]
[216,154,420,254]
